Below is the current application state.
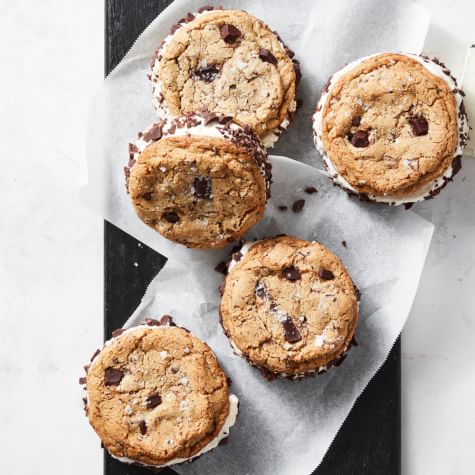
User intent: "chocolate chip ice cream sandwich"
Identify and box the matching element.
[126,113,271,248]
[81,317,238,469]
[150,7,300,147]
[219,236,359,380]
[313,53,469,206]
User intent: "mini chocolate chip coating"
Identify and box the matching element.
[350,130,369,148]
[408,115,429,136]
[104,368,123,386]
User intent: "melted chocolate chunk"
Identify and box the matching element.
[162,211,180,223]
[282,318,302,343]
[292,199,305,213]
[408,116,428,136]
[283,266,301,281]
[146,393,162,409]
[259,48,278,65]
[304,186,317,194]
[318,267,334,280]
[193,177,212,199]
[139,419,147,435]
[104,368,124,386]
[350,130,369,148]
[112,328,125,338]
[220,24,242,43]
[351,116,361,126]
[194,66,220,82]
[141,192,152,201]
[214,261,228,275]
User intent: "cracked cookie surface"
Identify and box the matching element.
[85,325,231,467]
[318,53,459,198]
[152,9,298,146]
[128,118,269,249]
[220,236,359,378]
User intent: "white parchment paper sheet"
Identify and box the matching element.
[81,1,434,473]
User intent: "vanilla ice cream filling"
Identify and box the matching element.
[312,53,469,205]
[150,9,298,148]
[84,324,239,469]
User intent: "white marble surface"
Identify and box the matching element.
[0,1,473,474]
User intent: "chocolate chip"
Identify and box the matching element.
[318,267,334,280]
[292,199,305,213]
[112,328,125,338]
[304,186,317,194]
[193,177,212,199]
[139,419,147,435]
[214,261,228,275]
[341,240,347,248]
[162,211,180,223]
[351,116,361,126]
[142,192,152,201]
[79,377,87,385]
[197,5,214,13]
[350,130,369,147]
[104,368,123,386]
[194,66,219,82]
[220,24,242,43]
[404,203,414,210]
[232,252,242,262]
[90,349,100,362]
[282,318,302,343]
[259,48,278,65]
[146,393,162,409]
[278,205,288,211]
[201,110,218,125]
[408,116,428,136]
[145,318,160,326]
[350,335,358,347]
[283,266,301,281]
[143,123,163,142]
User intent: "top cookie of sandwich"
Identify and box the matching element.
[313,53,468,204]
[151,8,299,147]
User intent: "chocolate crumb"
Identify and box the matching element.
[220,24,242,43]
[79,377,87,385]
[283,266,301,281]
[162,211,180,223]
[104,368,124,386]
[318,267,334,280]
[292,199,305,213]
[214,261,228,275]
[146,393,162,409]
[259,48,278,65]
[278,205,288,211]
[341,240,347,248]
[139,419,147,435]
[159,315,174,326]
[145,318,160,326]
[143,123,163,142]
[304,186,317,194]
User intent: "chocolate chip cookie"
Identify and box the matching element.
[151,7,299,147]
[220,236,359,380]
[313,53,469,206]
[81,317,238,469]
[126,113,271,248]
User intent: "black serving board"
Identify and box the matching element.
[104,1,401,473]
